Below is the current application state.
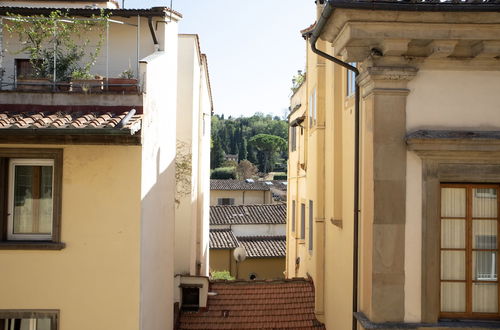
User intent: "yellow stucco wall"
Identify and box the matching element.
[286,37,356,329]
[210,190,271,206]
[0,144,142,330]
[210,249,285,280]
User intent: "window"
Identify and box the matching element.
[0,310,58,330]
[309,200,313,252]
[217,198,234,206]
[440,184,499,317]
[300,203,306,240]
[346,62,356,96]
[0,149,63,249]
[308,88,317,127]
[290,126,297,152]
[181,287,200,312]
[291,200,296,232]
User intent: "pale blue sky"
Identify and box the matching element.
[126,0,315,118]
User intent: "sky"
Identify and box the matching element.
[126,0,316,118]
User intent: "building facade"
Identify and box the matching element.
[209,179,272,206]
[0,2,211,330]
[209,203,286,280]
[287,1,500,329]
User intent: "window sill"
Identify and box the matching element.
[0,241,66,250]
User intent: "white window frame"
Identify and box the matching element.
[7,159,54,241]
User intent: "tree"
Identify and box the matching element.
[210,137,225,169]
[236,160,258,180]
[238,137,248,161]
[249,134,287,173]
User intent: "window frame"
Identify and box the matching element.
[308,200,313,252]
[439,183,500,319]
[300,202,306,240]
[0,310,59,330]
[346,62,356,97]
[0,148,63,250]
[217,198,235,206]
[291,200,296,233]
[7,158,55,241]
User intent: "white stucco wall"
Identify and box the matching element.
[175,35,211,279]
[139,17,178,330]
[404,69,500,322]
[231,224,286,237]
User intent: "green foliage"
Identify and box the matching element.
[291,70,305,93]
[119,68,135,79]
[210,136,225,169]
[5,10,108,81]
[249,134,287,173]
[210,113,288,174]
[210,270,235,281]
[211,167,236,179]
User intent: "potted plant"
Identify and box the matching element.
[107,68,138,92]
[70,69,103,93]
[5,10,108,91]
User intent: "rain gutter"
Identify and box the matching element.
[308,2,360,330]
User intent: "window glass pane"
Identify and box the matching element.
[473,283,498,313]
[441,188,466,218]
[473,251,497,281]
[37,318,52,330]
[441,251,466,280]
[441,219,466,249]
[473,188,498,218]
[13,165,53,235]
[441,282,466,312]
[473,221,497,249]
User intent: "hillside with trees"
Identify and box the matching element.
[211,113,288,177]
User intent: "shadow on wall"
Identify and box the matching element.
[140,148,176,330]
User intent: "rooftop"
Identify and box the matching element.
[209,229,239,250]
[238,236,286,258]
[210,204,286,225]
[178,279,325,330]
[0,108,141,144]
[0,6,182,18]
[323,0,500,11]
[210,179,270,191]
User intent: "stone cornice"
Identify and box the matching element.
[358,66,417,97]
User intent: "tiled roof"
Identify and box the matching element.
[210,229,239,250]
[210,179,269,191]
[210,204,286,225]
[238,236,286,258]
[326,0,500,11]
[178,279,326,329]
[0,110,141,134]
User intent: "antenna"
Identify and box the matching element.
[233,246,247,279]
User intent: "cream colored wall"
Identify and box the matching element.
[406,70,500,131]
[404,69,500,322]
[238,258,285,280]
[1,16,164,89]
[210,190,270,205]
[0,144,142,330]
[139,18,178,330]
[175,35,211,278]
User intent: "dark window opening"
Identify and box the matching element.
[181,287,200,312]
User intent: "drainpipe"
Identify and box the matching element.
[309,2,360,330]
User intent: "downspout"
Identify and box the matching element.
[309,2,360,330]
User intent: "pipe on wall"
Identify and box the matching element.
[308,2,360,329]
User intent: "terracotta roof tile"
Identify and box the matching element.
[209,229,239,249]
[210,204,286,225]
[178,279,325,330]
[0,110,141,134]
[238,236,286,258]
[210,179,270,191]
